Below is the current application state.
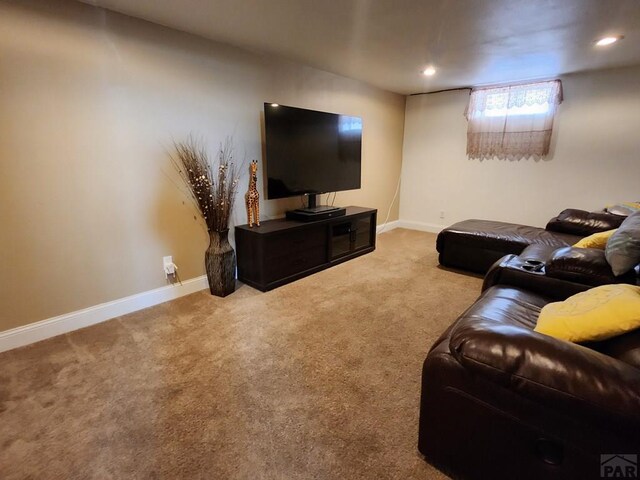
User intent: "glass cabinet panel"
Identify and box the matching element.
[330,215,373,259]
[331,222,352,259]
[354,217,373,250]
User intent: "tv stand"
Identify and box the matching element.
[236,206,377,291]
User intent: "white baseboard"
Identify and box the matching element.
[0,275,209,353]
[0,219,443,353]
[377,219,444,234]
[376,220,399,234]
[396,220,445,233]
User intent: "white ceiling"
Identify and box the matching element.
[81,0,640,95]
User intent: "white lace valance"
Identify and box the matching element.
[465,80,563,161]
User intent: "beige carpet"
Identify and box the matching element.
[0,229,482,480]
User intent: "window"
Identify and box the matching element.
[465,80,563,160]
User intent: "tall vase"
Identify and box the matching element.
[205,229,236,297]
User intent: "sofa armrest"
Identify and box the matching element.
[546,208,624,236]
[546,246,636,286]
[449,316,640,424]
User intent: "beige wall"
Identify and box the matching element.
[400,65,640,230]
[0,0,405,332]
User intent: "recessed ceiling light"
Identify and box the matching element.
[422,66,436,76]
[270,103,279,107]
[595,36,623,46]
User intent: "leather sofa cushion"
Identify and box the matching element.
[437,220,581,252]
[448,286,640,425]
[588,328,640,370]
[518,244,559,263]
[546,246,635,286]
[482,253,593,301]
[546,208,624,236]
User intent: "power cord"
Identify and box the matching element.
[378,174,401,234]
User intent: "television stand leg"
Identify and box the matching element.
[307,194,317,209]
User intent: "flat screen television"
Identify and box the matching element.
[263,103,362,212]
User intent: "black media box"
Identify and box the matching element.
[286,208,347,222]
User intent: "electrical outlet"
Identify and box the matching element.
[163,256,176,277]
[439,210,445,219]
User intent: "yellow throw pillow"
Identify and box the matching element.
[573,229,617,249]
[535,284,640,342]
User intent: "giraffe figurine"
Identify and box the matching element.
[245,160,260,227]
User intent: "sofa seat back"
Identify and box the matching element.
[419,286,640,480]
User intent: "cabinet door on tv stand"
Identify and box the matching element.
[263,226,328,282]
[353,215,374,251]
[329,213,375,260]
[330,221,352,259]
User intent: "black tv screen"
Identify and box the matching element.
[264,103,362,199]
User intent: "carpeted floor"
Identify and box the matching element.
[0,229,482,480]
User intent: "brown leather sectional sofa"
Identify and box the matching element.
[419,209,640,480]
[436,208,625,274]
[483,243,639,300]
[418,285,640,480]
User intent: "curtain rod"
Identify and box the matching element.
[409,87,472,96]
[411,78,562,96]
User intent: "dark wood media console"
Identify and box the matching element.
[235,206,377,291]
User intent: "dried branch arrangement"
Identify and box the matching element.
[170,136,241,232]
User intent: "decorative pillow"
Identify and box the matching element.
[605,211,640,276]
[535,284,640,342]
[573,229,617,249]
[605,202,640,217]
